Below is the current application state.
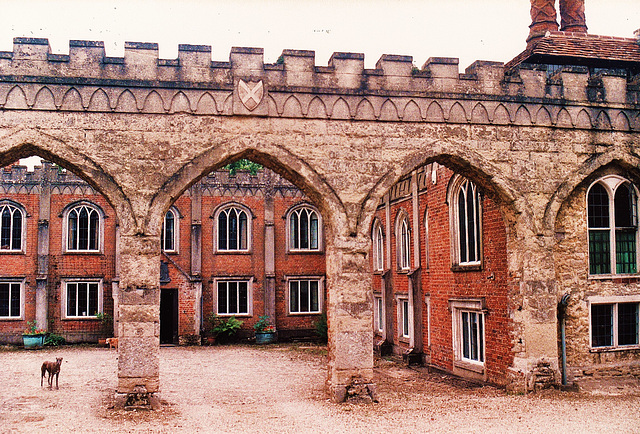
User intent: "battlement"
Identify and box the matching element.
[0,36,638,104]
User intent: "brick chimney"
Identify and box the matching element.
[559,0,587,33]
[527,0,559,43]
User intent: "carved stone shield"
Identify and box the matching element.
[238,79,264,111]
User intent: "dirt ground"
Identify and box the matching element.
[1,344,639,433]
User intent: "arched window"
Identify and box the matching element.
[288,205,321,251]
[588,176,638,275]
[0,202,24,252]
[397,215,411,270]
[424,208,430,269]
[372,221,384,272]
[162,208,179,253]
[450,176,482,267]
[66,203,101,252]
[216,205,250,252]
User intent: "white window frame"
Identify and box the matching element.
[214,203,252,253]
[424,208,430,270]
[374,294,384,333]
[395,294,411,340]
[0,201,26,253]
[61,279,103,319]
[372,221,384,272]
[162,207,180,254]
[62,201,104,253]
[396,214,411,271]
[449,175,483,268]
[0,278,25,319]
[588,295,640,351]
[287,204,322,252]
[286,276,324,315]
[450,299,486,369]
[586,175,639,276]
[213,277,253,317]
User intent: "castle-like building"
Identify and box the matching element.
[0,0,638,400]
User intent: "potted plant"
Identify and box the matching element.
[253,315,277,344]
[96,312,113,346]
[22,320,47,349]
[205,313,243,344]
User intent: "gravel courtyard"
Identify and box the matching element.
[1,344,639,433]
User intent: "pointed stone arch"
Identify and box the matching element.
[402,100,422,122]
[535,106,553,126]
[282,95,304,118]
[493,104,511,125]
[33,86,57,110]
[556,108,573,128]
[169,91,192,114]
[142,90,166,113]
[331,98,351,120]
[195,92,218,115]
[613,111,630,131]
[595,110,612,130]
[307,96,328,118]
[87,88,111,112]
[575,109,592,129]
[471,103,490,124]
[514,105,532,126]
[4,86,29,109]
[355,98,375,120]
[60,88,83,111]
[379,99,399,121]
[115,89,139,113]
[448,102,467,123]
[425,101,444,122]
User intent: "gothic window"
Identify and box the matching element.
[162,208,179,253]
[372,221,384,272]
[588,176,638,275]
[65,203,102,252]
[397,215,411,270]
[0,202,24,252]
[288,205,321,251]
[450,176,482,267]
[216,205,250,252]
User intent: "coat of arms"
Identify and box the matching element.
[238,79,264,111]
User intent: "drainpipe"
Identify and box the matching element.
[559,293,571,386]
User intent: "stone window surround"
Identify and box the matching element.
[373,293,384,333]
[0,200,27,254]
[285,275,325,315]
[587,294,640,351]
[212,202,253,254]
[395,293,411,342]
[60,200,105,254]
[372,220,385,272]
[0,278,25,320]
[586,175,639,277]
[447,175,484,271]
[285,202,323,253]
[449,298,487,374]
[212,276,254,317]
[395,211,411,272]
[161,206,181,255]
[60,278,104,320]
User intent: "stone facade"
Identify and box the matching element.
[0,162,326,345]
[0,16,638,400]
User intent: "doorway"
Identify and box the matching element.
[160,288,178,344]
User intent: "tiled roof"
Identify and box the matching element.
[505,31,640,71]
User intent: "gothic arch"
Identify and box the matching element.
[0,128,135,234]
[147,137,348,241]
[543,148,640,232]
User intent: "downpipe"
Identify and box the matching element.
[559,293,571,386]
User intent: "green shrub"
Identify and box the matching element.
[314,312,328,343]
[45,334,66,346]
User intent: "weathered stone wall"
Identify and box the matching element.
[0,37,638,398]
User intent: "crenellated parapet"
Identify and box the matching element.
[0,36,638,131]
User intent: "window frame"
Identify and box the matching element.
[372,220,385,272]
[286,276,324,315]
[214,203,252,253]
[286,204,322,252]
[448,175,483,270]
[588,295,640,351]
[450,298,486,371]
[395,294,411,340]
[0,200,26,254]
[161,207,180,254]
[586,176,639,277]
[213,277,253,317]
[62,201,104,254]
[61,278,103,319]
[373,293,384,333]
[0,278,25,320]
[396,213,411,271]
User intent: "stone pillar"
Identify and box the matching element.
[117,233,161,398]
[263,187,276,322]
[528,0,559,43]
[409,171,423,355]
[35,162,51,331]
[190,183,203,335]
[559,0,587,33]
[383,194,394,346]
[326,235,376,402]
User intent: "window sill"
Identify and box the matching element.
[63,251,103,255]
[451,264,482,272]
[216,313,252,318]
[587,274,640,284]
[590,345,640,353]
[287,250,324,255]
[0,317,24,321]
[454,359,485,374]
[62,317,100,321]
[0,251,25,255]
[288,311,322,316]
[397,268,411,274]
[213,250,252,255]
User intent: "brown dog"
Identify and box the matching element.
[41,357,63,389]
[105,337,118,349]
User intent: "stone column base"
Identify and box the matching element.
[329,379,378,403]
[114,385,161,411]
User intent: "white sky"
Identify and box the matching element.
[1,0,639,70]
[4,0,639,169]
